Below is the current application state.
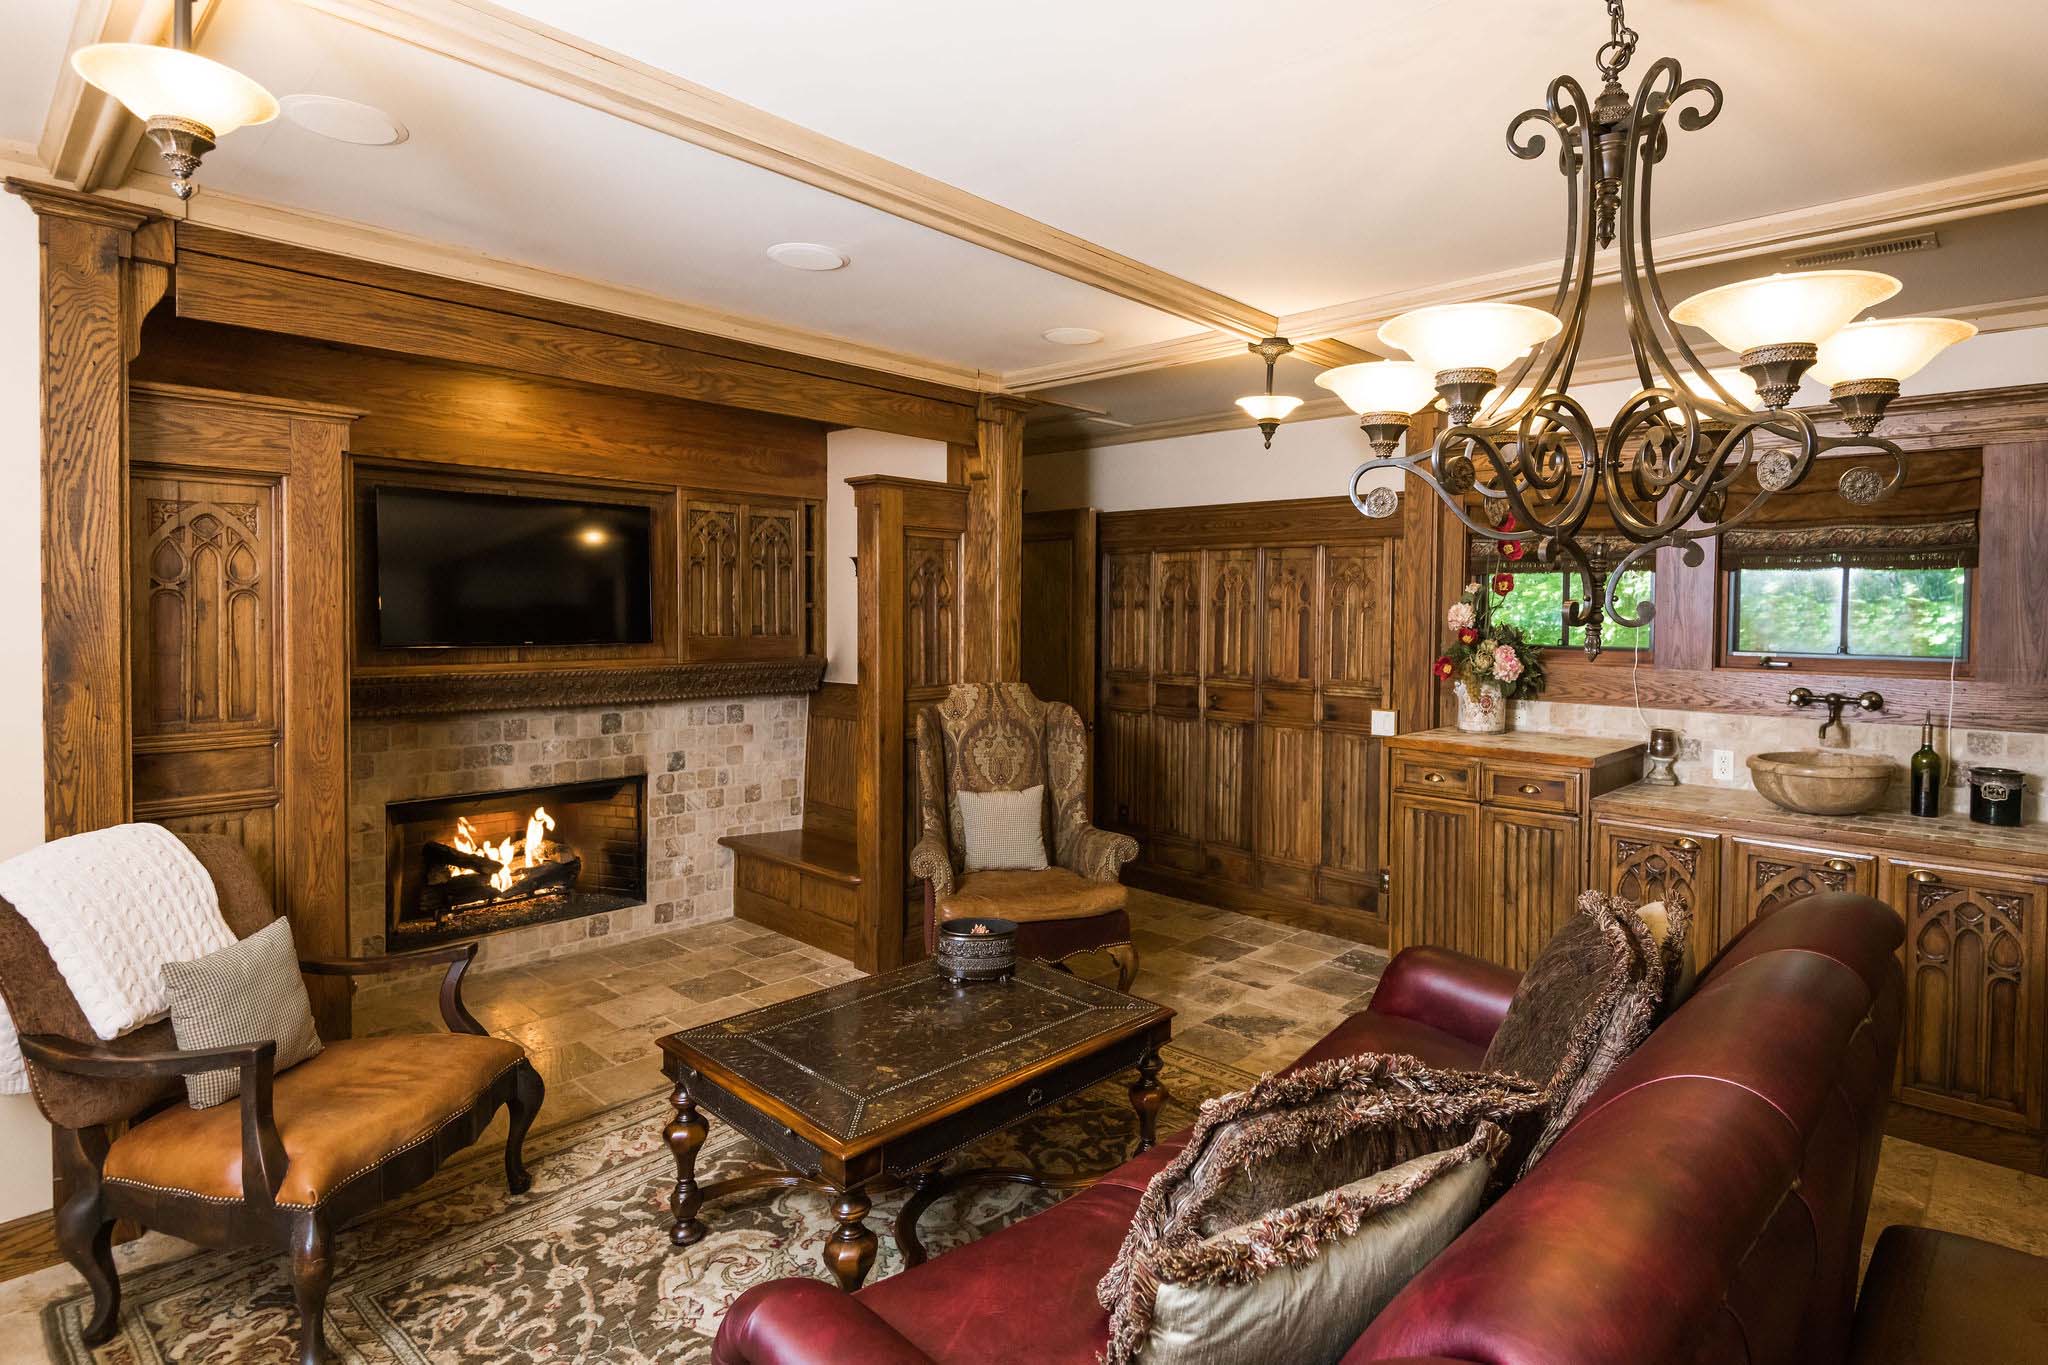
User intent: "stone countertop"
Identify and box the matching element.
[1386,727,1645,768]
[1594,781,2048,873]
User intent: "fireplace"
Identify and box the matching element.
[385,775,647,948]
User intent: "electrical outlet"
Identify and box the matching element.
[1370,709,1398,736]
[1711,748,1735,782]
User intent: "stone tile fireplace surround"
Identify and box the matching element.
[349,695,808,975]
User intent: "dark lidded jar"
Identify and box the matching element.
[1967,767,2026,827]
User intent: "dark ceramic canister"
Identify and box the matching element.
[935,916,1018,983]
[1967,767,2026,827]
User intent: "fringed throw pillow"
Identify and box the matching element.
[1483,891,1673,1172]
[1097,1054,1541,1365]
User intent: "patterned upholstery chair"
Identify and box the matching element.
[909,683,1140,989]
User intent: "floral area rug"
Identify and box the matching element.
[45,1046,1250,1364]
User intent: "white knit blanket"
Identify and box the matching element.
[0,824,235,1094]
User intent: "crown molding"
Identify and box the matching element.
[1005,157,2048,392]
[291,0,1280,342]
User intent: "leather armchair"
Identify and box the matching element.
[0,833,543,1365]
[911,684,1139,988]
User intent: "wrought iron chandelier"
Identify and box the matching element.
[1317,0,1977,657]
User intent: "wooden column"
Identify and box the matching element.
[851,476,968,972]
[1978,440,2048,687]
[6,181,161,840]
[957,394,1031,682]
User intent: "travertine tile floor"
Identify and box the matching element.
[357,887,2048,1267]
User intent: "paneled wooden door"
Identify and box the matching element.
[129,384,353,1035]
[1019,509,1097,722]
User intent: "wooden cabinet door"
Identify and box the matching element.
[1097,706,1150,836]
[1885,859,2045,1133]
[1102,551,1151,678]
[1322,541,1391,695]
[1203,549,1257,683]
[1255,721,1322,899]
[740,501,803,657]
[1729,837,1876,941]
[1203,712,1255,886]
[683,496,742,647]
[1147,710,1205,874]
[1319,728,1380,915]
[1599,820,1722,963]
[1483,806,1582,970]
[1391,792,1479,959]
[1153,551,1201,681]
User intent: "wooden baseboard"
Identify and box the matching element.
[0,1207,58,1284]
[1126,867,1389,949]
[1886,1100,2047,1176]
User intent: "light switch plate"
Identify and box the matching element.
[1370,709,1398,736]
[1711,748,1735,781]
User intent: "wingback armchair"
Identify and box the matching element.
[909,683,1141,989]
[0,833,543,1365]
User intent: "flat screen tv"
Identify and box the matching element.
[373,486,654,648]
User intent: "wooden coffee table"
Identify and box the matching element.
[657,959,1172,1291]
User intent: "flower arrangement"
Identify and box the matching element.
[1433,574,1548,702]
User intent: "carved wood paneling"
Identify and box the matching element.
[745,503,801,643]
[1204,719,1252,853]
[133,476,278,736]
[1484,806,1581,970]
[1154,550,1202,679]
[1019,509,1095,719]
[1891,862,2043,1130]
[1260,548,1316,687]
[1204,549,1256,682]
[1393,794,1479,960]
[351,659,825,717]
[1103,551,1150,676]
[905,533,961,694]
[1099,707,1150,833]
[1256,724,1321,867]
[1324,542,1391,693]
[1322,730,1377,878]
[156,806,281,908]
[1152,714,1203,843]
[1731,839,1875,943]
[685,498,742,641]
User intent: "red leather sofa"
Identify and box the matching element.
[714,893,1905,1365]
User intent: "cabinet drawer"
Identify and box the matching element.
[1481,763,1580,814]
[1392,753,1477,799]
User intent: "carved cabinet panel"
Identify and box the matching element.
[1600,821,1721,963]
[1203,549,1257,682]
[1885,860,2044,1132]
[1323,543,1391,693]
[1153,551,1201,680]
[904,533,962,694]
[1097,707,1150,834]
[1256,722,1322,871]
[683,497,742,642]
[1260,548,1316,687]
[1728,837,1875,950]
[1484,806,1582,970]
[133,476,280,737]
[743,503,801,645]
[1392,793,1481,960]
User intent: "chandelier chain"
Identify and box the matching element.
[1596,0,1639,82]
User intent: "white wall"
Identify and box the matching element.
[0,194,49,1222]
[822,429,948,683]
[1027,324,2048,513]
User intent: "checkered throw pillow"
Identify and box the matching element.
[162,916,324,1109]
[957,785,1049,872]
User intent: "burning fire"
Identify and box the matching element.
[452,807,555,893]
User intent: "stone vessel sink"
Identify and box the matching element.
[1747,750,1897,815]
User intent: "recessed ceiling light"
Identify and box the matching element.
[767,242,849,271]
[279,93,408,146]
[1042,327,1103,346]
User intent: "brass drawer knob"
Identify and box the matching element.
[1424,771,1445,784]
[1822,858,1854,874]
[1908,869,1940,885]
[1674,837,1701,853]
[1518,783,1543,795]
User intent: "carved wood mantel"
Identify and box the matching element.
[351,659,826,717]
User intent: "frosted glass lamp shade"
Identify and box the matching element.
[1378,303,1562,376]
[1679,366,1764,410]
[72,43,278,136]
[1235,394,1304,422]
[1668,270,1900,354]
[1807,317,1978,386]
[1314,361,1438,417]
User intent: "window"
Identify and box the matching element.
[1487,567,1653,652]
[1729,564,1968,660]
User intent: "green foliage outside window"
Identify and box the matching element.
[1732,565,1966,659]
[1488,568,1653,652]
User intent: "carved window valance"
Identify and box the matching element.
[1719,516,1979,572]
[1468,533,1639,577]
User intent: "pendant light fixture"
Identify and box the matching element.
[1324,0,1977,656]
[71,0,278,200]
[1235,337,1304,448]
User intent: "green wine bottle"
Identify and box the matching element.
[1910,711,1942,818]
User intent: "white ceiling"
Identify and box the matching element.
[487,0,2048,314]
[4,0,2045,411]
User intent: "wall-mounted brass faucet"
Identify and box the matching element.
[1788,687,1884,745]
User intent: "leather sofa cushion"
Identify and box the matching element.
[1286,1010,1486,1074]
[939,868,1126,923]
[859,1182,1138,1364]
[1849,1225,2048,1364]
[104,1033,524,1207]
